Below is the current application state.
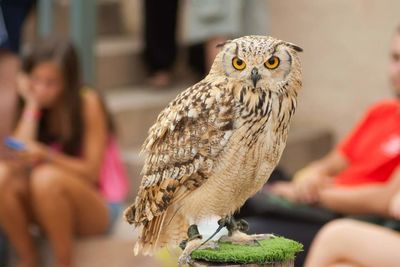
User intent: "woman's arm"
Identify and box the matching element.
[318,185,390,216]
[13,103,41,141]
[292,150,349,203]
[13,74,41,141]
[318,169,400,216]
[45,91,108,184]
[268,150,348,203]
[307,150,349,178]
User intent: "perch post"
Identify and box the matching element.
[189,236,302,267]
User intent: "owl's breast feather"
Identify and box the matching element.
[179,124,286,222]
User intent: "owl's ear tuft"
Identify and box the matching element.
[285,42,303,53]
[216,40,232,49]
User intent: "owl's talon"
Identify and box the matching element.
[220,217,250,235]
[197,240,219,251]
[179,239,188,250]
[180,224,203,250]
[178,224,204,266]
[177,253,192,267]
[217,216,232,227]
[187,224,202,241]
[178,237,203,267]
[236,219,249,233]
[219,231,274,246]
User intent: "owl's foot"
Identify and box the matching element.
[218,217,275,245]
[179,224,202,250]
[219,230,275,246]
[219,217,249,235]
[178,224,203,267]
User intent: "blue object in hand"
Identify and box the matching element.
[4,137,26,151]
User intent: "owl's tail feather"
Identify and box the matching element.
[134,208,188,256]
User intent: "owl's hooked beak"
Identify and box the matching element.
[251,67,261,88]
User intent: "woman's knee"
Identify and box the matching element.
[316,219,359,245]
[324,219,360,234]
[30,164,65,198]
[0,161,23,197]
[0,161,13,190]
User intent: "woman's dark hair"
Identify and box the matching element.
[21,39,113,155]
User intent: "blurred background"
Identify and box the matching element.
[1,0,400,266]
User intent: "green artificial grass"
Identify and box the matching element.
[191,236,303,264]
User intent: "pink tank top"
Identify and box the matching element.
[50,136,129,203]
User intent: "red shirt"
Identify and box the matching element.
[335,100,400,186]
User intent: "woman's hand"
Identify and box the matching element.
[293,166,333,204]
[17,73,38,106]
[16,141,50,166]
[388,192,400,219]
[267,181,298,202]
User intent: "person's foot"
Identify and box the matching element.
[148,71,172,88]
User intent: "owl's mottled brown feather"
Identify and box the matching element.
[124,35,302,255]
[125,79,236,224]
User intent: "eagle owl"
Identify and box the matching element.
[125,35,302,264]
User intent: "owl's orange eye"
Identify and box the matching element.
[232,57,246,70]
[264,56,280,70]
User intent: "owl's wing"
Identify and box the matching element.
[127,80,236,225]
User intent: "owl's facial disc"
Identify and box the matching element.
[215,36,301,94]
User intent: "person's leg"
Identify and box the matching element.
[0,0,35,53]
[329,264,359,267]
[305,219,400,267]
[30,164,109,267]
[0,162,37,267]
[188,43,206,78]
[144,0,179,87]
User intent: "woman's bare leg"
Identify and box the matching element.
[305,219,400,267]
[0,162,37,267]
[30,164,109,267]
[329,263,359,267]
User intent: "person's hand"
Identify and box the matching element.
[267,181,298,202]
[16,141,50,166]
[389,192,400,219]
[17,73,38,106]
[293,166,332,204]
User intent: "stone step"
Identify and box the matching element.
[23,0,143,89]
[105,85,189,149]
[95,40,199,90]
[54,0,126,37]
[55,0,144,89]
[7,213,161,267]
[96,36,145,89]
[121,148,143,203]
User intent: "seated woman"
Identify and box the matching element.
[0,40,127,267]
[305,181,400,267]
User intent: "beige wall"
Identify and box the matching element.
[267,0,400,141]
